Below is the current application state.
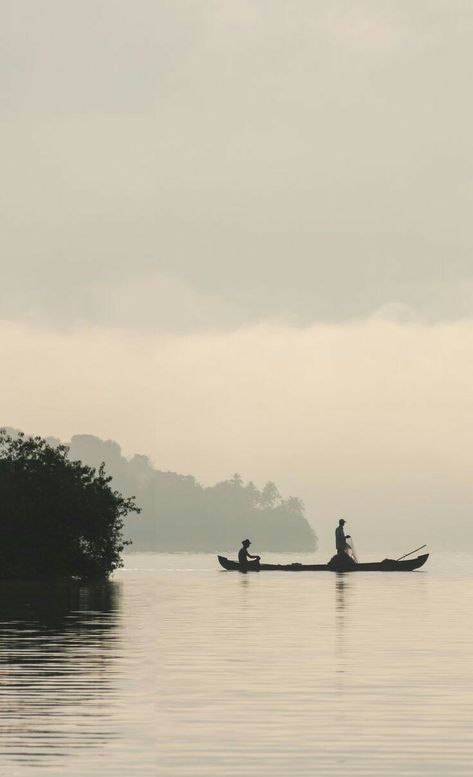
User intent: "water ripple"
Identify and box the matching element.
[0,554,472,775]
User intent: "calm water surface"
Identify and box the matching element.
[0,552,472,776]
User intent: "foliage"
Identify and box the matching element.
[0,430,140,579]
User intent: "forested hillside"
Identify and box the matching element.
[66,435,316,551]
[5,429,316,552]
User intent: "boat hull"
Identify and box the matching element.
[217,554,429,572]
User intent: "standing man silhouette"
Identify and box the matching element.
[330,518,356,569]
[335,519,347,554]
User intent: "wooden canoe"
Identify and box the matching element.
[217,554,429,572]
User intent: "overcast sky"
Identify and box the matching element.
[2,1,473,550]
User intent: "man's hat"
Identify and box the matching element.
[339,519,346,525]
[242,538,251,546]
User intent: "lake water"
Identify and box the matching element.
[0,551,472,776]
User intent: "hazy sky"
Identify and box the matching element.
[2,1,473,550]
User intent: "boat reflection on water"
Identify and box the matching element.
[334,574,350,669]
[335,574,348,613]
[0,579,122,770]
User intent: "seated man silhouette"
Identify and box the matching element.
[238,539,260,570]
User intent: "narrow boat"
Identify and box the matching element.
[217,553,429,572]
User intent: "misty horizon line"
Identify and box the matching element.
[4,306,473,345]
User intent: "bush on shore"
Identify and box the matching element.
[0,430,139,579]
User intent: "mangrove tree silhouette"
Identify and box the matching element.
[0,430,139,578]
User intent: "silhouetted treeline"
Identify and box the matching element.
[50,434,317,552]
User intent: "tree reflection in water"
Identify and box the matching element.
[0,580,122,768]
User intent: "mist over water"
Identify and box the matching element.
[1,552,472,776]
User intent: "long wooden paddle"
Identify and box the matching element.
[396,544,427,561]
